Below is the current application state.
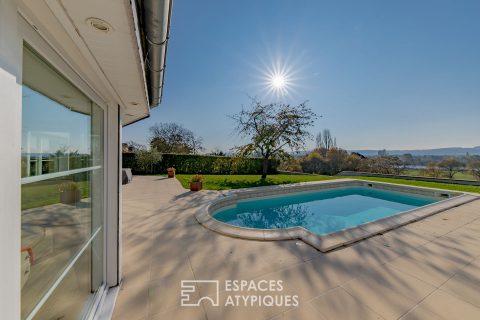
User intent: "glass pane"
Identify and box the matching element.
[21,44,105,319]
[21,172,97,318]
[31,244,103,320]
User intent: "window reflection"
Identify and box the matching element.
[21,44,104,320]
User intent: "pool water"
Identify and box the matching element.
[213,187,440,235]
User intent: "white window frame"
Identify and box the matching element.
[19,14,109,320]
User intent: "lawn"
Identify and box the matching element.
[175,174,480,194]
[175,174,338,190]
[22,179,90,210]
[403,169,477,181]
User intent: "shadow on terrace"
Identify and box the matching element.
[113,175,480,320]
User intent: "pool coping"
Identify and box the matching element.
[194,179,480,252]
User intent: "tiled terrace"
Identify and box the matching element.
[113,176,480,320]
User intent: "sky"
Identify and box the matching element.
[22,85,91,154]
[123,0,480,152]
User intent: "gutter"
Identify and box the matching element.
[140,0,173,107]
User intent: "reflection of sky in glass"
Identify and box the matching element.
[22,85,91,154]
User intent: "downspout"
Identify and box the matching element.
[142,0,172,107]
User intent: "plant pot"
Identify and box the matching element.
[60,189,81,205]
[190,181,203,191]
[167,170,175,178]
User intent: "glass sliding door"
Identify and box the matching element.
[21,44,105,320]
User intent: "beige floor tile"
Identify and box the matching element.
[415,289,480,320]
[149,253,191,281]
[341,265,435,319]
[310,287,383,320]
[399,305,444,320]
[387,255,457,287]
[444,229,480,247]
[439,274,480,308]
[113,283,149,320]
[373,227,434,254]
[201,291,286,320]
[346,236,403,263]
[116,177,480,320]
[279,302,327,320]
[147,270,196,317]
[149,304,207,320]
[456,259,480,286]
[275,256,363,302]
[191,251,275,297]
[405,238,476,267]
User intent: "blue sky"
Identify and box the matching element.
[123,0,480,152]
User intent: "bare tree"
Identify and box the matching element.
[423,162,441,178]
[315,129,336,150]
[438,157,464,179]
[122,140,146,153]
[231,99,316,179]
[187,135,204,155]
[468,159,480,180]
[149,122,203,154]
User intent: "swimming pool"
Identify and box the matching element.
[195,179,474,252]
[213,187,440,235]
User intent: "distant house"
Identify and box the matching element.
[0,1,172,319]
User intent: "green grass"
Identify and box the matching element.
[175,174,338,190]
[342,176,480,194]
[403,169,477,181]
[175,174,480,194]
[22,179,90,210]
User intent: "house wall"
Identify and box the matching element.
[0,0,124,317]
[0,0,22,319]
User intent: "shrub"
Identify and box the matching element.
[212,157,231,174]
[134,149,162,174]
[191,174,203,182]
[123,153,278,175]
[59,181,79,192]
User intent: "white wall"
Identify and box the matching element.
[0,0,22,319]
[0,1,124,317]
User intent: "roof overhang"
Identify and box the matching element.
[18,0,172,126]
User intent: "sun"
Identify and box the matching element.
[265,70,291,96]
[249,51,305,99]
[270,74,286,89]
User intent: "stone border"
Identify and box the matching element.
[194,179,479,252]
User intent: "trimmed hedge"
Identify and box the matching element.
[122,152,278,175]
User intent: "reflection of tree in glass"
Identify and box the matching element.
[236,204,348,234]
[237,203,311,229]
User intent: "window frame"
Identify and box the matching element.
[19,14,108,320]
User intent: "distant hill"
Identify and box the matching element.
[349,146,480,157]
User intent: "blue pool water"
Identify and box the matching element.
[213,187,440,235]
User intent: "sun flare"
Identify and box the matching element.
[251,51,305,99]
[270,74,286,89]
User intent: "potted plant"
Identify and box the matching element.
[59,181,81,204]
[167,167,176,178]
[190,174,203,191]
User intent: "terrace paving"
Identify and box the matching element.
[113,175,480,320]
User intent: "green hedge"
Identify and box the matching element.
[122,153,278,175]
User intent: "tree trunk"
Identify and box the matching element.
[261,157,269,179]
